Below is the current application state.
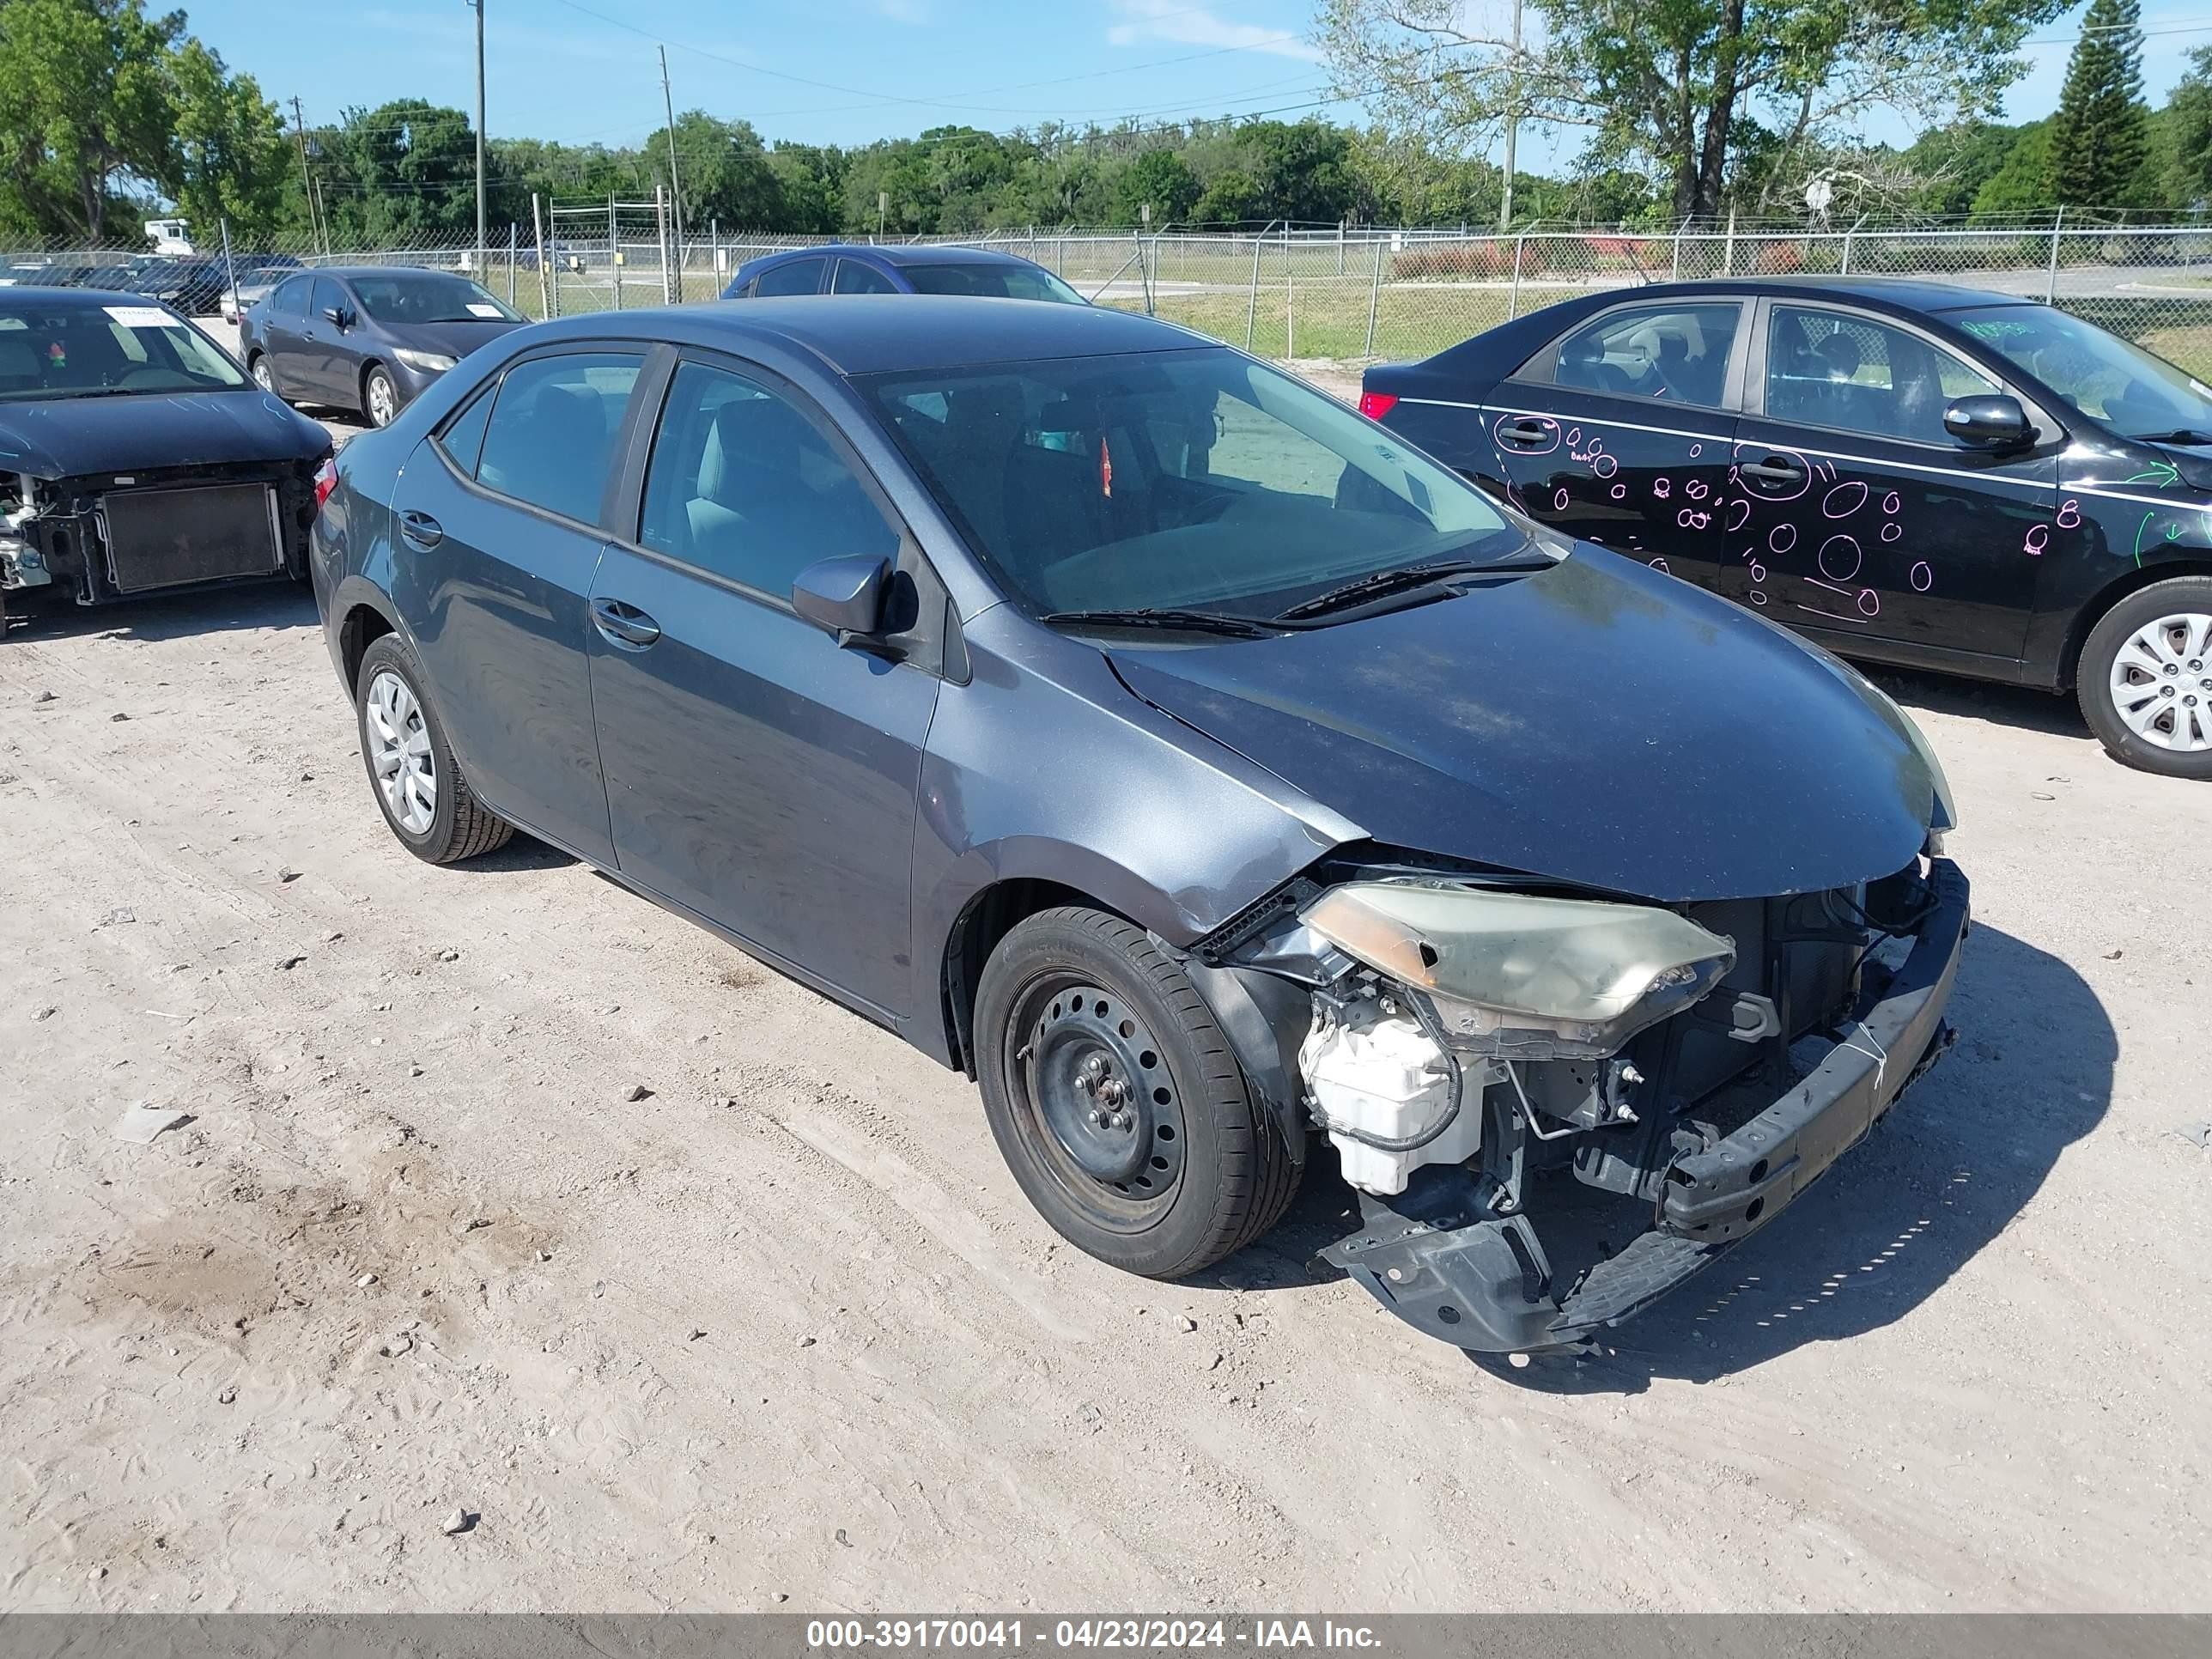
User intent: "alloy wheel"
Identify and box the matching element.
[364,669,437,834]
[2107,611,2212,753]
[251,358,273,392]
[367,373,397,428]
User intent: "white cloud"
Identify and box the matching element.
[1104,0,1323,63]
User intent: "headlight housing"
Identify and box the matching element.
[394,348,458,374]
[1303,882,1737,1060]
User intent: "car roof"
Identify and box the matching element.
[306,265,468,280]
[525,294,1209,375]
[1571,275,2037,314]
[755,243,1047,270]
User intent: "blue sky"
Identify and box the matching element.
[181,0,2212,176]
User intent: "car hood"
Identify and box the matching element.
[1108,547,1938,903]
[0,389,329,477]
[377,319,521,361]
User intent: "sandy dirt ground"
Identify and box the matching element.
[2,350,2209,1616]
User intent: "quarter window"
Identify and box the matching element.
[1766,307,1998,444]
[474,352,643,525]
[638,360,897,598]
[1546,304,1741,408]
[438,381,496,476]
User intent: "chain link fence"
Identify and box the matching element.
[10,214,2212,377]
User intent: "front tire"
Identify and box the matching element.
[975,908,1298,1279]
[363,365,398,428]
[2077,577,2212,779]
[354,634,513,864]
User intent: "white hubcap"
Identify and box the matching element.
[2109,611,2212,752]
[368,375,396,426]
[365,670,437,834]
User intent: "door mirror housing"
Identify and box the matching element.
[793,554,889,639]
[323,304,352,329]
[1944,394,2032,449]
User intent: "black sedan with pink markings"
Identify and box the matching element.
[1359,276,2212,779]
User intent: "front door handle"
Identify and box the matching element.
[1740,456,1806,483]
[592,598,661,648]
[398,510,443,549]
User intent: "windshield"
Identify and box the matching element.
[0,300,247,401]
[900,262,1086,304]
[350,272,520,325]
[863,347,1531,620]
[1952,304,2212,440]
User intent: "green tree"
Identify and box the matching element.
[1191,167,1259,225]
[2166,47,2212,206]
[0,0,177,237]
[1970,117,2055,214]
[168,38,289,238]
[1319,0,2069,221]
[325,100,477,244]
[2048,0,2149,210]
[651,111,781,228]
[1115,148,1199,224]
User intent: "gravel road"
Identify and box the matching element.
[0,354,2207,1615]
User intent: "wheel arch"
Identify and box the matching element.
[334,580,401,692]
[938,872,1139,1079]
[2059,556,2212,690]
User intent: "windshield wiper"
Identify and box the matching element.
[1041,606,1273,638]
[2133,428,2212,445]
[1273,557,1504,622]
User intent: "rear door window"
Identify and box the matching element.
[754,258,827,297]
[271,276,310,318]
[832,258,898,295]
[437,380,497,476]
[1538,304,1742,408]
[474,351,645,525]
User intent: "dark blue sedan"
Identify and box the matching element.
[721,242,1085,304]
[311,296,1966,1354]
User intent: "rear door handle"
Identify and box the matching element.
[1740,456,1806,483]
[592,598,661,648]
[1498,419,1553,447]
[398,510,443,549]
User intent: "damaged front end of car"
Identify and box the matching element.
[1182,848,1970,1353]
[2,456,324,615]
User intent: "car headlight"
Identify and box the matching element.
[1303,882,1736,1060]
[394,349,458,374]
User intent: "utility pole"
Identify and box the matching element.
[1498,0,1521,232]
[658,46,684,236]
[468,0,487,276]
[289,96,322,251]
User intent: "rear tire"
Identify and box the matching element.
[354,634,513,864]
[248,353,276,396]
[975,907,1298,1279]
[2077,577,2212,779]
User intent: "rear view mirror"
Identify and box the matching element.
[793,555,889,639]
[1944,394,2032,449]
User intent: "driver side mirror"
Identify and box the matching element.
[793,554,889,640]
[323,304,352,329]
[1944,394,2033,449]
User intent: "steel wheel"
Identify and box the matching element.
[365,368,398,428]
[2106,610,2212,753]
[1006,975,1187,1231]
[364,668,436,835]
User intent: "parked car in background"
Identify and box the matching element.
[721,242,1085,304]
[219,253,307,324]
[127,256,231,316]
[314,295,1966,1354]
[0,287,331,631]
[16,260,145,290]
[240,266,526,428]
[1361,276,2212,779]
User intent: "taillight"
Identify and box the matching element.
[313,457,337,510]
[1358,390,1399,421]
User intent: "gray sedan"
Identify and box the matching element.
[240,266,524,428]
[312,296,1966,1354]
